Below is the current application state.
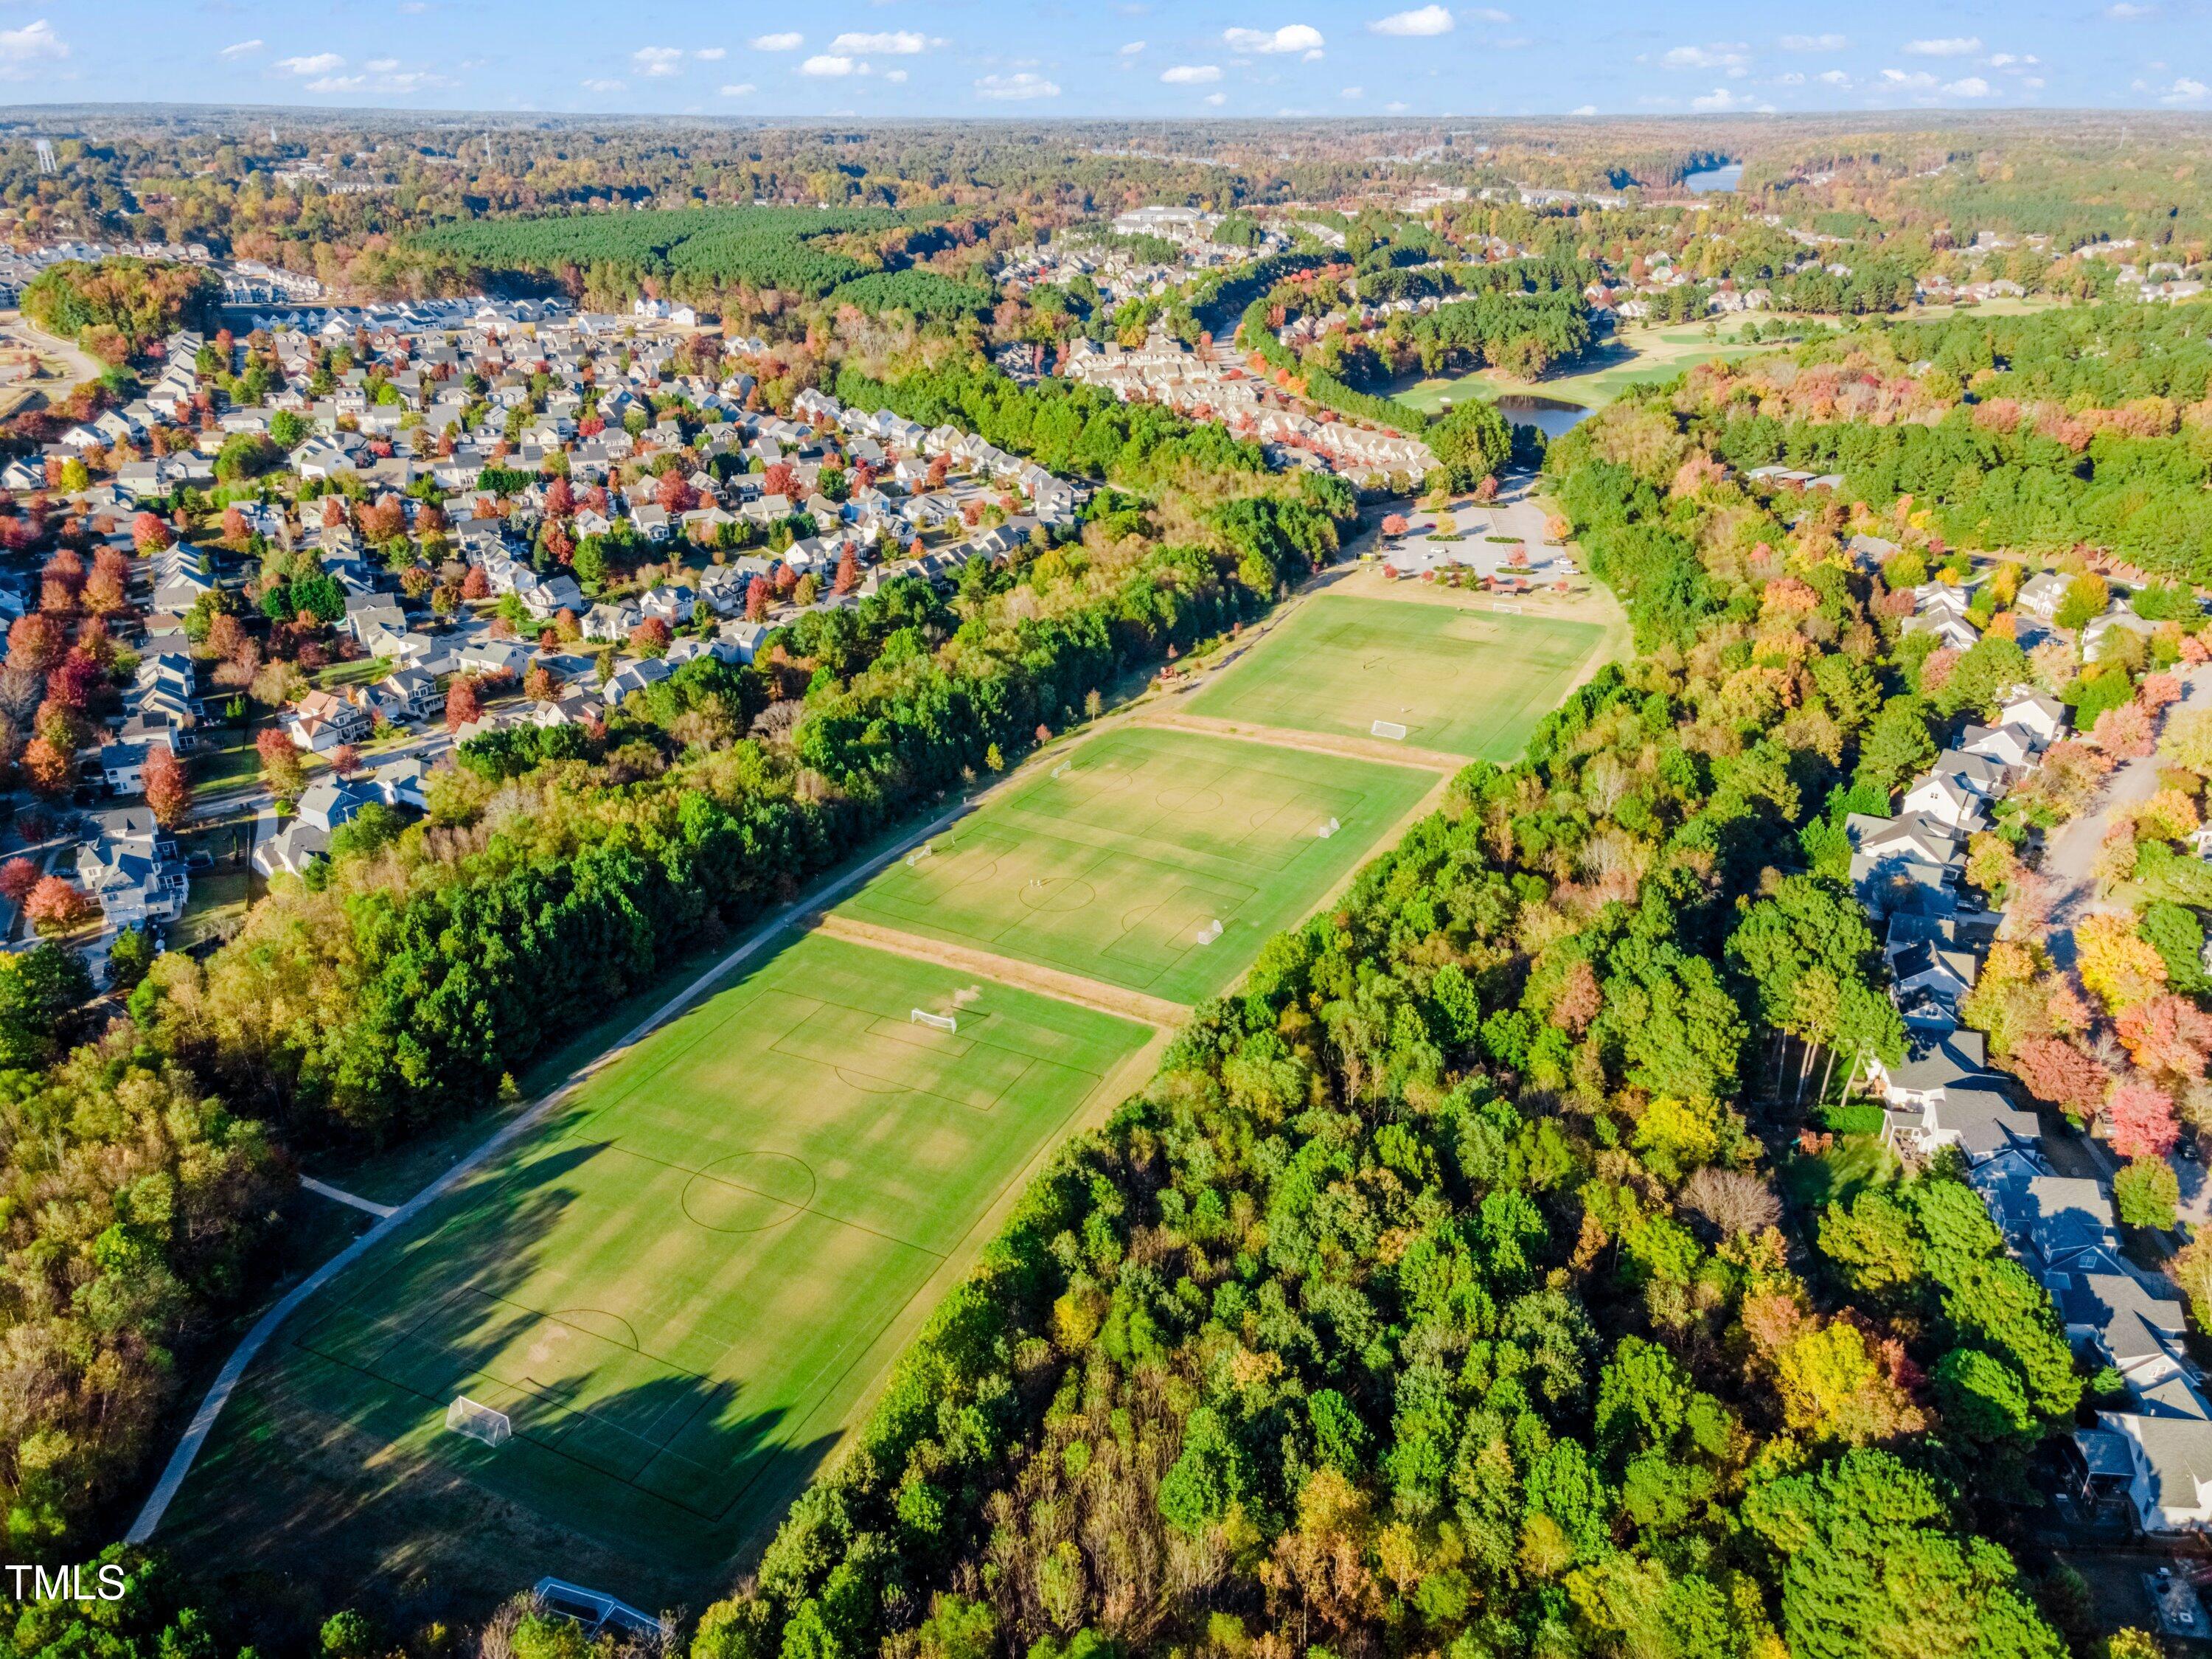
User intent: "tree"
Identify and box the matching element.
[0,858,37,902]
[1743,1450,2066,1659]
[1854,695,1938,796]
[2079,911,2168,1011]
[24,876,94,935]
[2107,1083,2181,1160]
[2115,1158,2180,1230]
[833,548,860,597]
[142,744,191,830]
[0,942,88,1068]
[1429,400,1512,491]
[129,511,173,554]
[255,726,305,799]
[329,742,362,780]
[2055,573,2110,633]
[105,925,154,992]
[745,576,771,622]
[19,737,70,797]
[445,678,483,732]
[2117,994,2212,1079]
[2003,1033,2107,1113]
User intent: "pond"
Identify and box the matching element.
[1683,161,1744,194]
[1492,394,1592,439]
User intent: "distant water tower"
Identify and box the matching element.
[33,139,55,175]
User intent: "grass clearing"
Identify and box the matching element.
[1183,594,1605,762]
[835,725,1434,1004]
[165,931,1150,1585]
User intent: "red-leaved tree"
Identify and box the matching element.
[2108,1082,2182,1160]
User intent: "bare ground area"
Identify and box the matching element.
[809,912,1192,1028]
[1137,704,1468,773]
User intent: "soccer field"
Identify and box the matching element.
[1181,594,1607,760]
[175,933,1150,1572]
[836,724,1436,1004]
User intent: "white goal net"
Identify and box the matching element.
[1371,720,1409,740]
[446,1396,512,1447]
[911,1009,959,1033]
[1315,817,1340,839]
[1051,762,1071,778]
[904,842,933,867]
[1194,919,1224,946]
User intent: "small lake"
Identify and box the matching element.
[1683,161,1744,194]
[1492,395,1591,439]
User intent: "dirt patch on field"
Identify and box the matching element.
[809,914,1191,1028]
[1137,706,1468,773]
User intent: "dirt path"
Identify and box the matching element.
[1138,706,1467,773]
[810,913,1191,1028]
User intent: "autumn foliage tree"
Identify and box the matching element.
[2107,1082,2181,1160]
[444,678,483,732]
[254,726,305,799]
[23,876,93,935]
[141,744,191,830]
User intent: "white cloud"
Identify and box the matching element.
[800,54,859,75]
[2161,75,2209,102]
[1778,32,1845,50]
[580,77,627,92]
[306,75,364,91]
[1660,44,1750,72]
[1691,85,1772,110]
[1368,4,1453,35]
[1570,102,1597,114]
[886,67,908,81]
[830,29,928,54]
[1204,90,1227,104]
[697,46,726,60]
[1880,68,1938,88]
[750,32,803,50]
[633,46,684,75]
[1902,35,1980,55]
[718,82,757,95]
[1161,63,1222,83]
[1942,75,1992,95]
[1818,68,1850,84]
[365,56,399,71]
[1340,84,1363,97]
[1384,98,1408,111]
[1777,70,1804,84]
[1470,7,1514,21]
[1119,39,1146,53]
[1224,24,1325,57]
[976,70,1060,98]
[220,38,262,58]
[2107,4,2155,15]
[275,51,344,75]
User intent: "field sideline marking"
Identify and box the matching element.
[124,790,986,1546]
[1139,708,1464,773]
[299,1175,397,1220]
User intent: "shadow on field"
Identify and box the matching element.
[161,1135,846,1646]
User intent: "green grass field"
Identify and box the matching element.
[171,933,1150,1574]
[836,725,1434,1004]
[1183,594,1604,762]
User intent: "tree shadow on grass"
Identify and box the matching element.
[164,1135,844,1645]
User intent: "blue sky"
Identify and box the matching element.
[4,1,2207,118]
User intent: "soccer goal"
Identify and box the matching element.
[1371,720,1409,741]
[446,1396,512,1447]
[1315,817,1340,839]
[1051,761,1071,778]
[910,1009,959,1033]
[1194,919,1224,946]
[904,841,933,868]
